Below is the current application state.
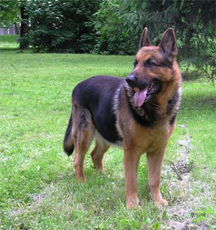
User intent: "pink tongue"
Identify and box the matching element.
[134,88,148,107]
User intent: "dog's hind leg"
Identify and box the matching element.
[72,106,95,182]
[90,133,110,173]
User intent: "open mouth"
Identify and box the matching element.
[133,80,161,107]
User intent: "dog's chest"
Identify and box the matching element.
[129,121,171,151]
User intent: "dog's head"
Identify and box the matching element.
[126,28,179,107]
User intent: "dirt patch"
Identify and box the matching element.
[164,126,214,230]
[163,125,213,229]
[165,173,210,230]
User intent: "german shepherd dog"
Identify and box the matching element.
[64,28,182,209]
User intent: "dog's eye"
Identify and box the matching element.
[145,59,156,67]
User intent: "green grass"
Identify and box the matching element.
[0,35,19,49]
[0,44,216,229]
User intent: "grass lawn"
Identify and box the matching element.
[0,37,216,229]
[0,35,19,49]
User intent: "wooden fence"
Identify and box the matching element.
[0,27,20,35]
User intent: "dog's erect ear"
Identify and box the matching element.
[139,27,151,49]
[159,28,177,61]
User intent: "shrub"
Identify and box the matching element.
[26,0,100,53]
[93,0,138,55]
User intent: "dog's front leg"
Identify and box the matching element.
[147,146,168,206]
[124,147,141,209]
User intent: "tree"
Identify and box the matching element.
[0,0,29,49]
[93,0,138,55]
[115,0,216,81]
[0,0,19,26]
[25,0,101,53]
[20,1,29,49]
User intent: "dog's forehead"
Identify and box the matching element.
[136,46,162,61]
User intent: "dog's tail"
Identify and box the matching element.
[63,114,74,156]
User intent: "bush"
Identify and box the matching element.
[26,0,100,53]
[93,0,138,55]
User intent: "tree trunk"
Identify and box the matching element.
[20,6,29,49]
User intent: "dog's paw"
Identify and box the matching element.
[155,198,168,207]
[126,198,140,209]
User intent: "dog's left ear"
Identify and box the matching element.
[159,28,177,61]
[139,27,151,49]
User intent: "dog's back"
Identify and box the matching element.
[64,76,124,156]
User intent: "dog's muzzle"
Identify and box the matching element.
[126,74,137,88]
[125,74,162,107]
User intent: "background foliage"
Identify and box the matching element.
[25,0,100,53]
[114,0,216,81]
[93,0,138,55]
[0,0,215,80]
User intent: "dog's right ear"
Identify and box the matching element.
[139,27,151,49]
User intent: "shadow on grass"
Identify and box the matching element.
[0,48,18,52]
[182,94,216,112]
[0,48,33,54]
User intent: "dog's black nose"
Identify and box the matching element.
[126,74,137,87]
